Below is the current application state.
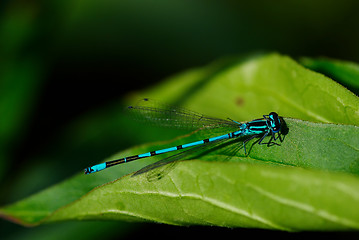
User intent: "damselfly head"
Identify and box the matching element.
[268,112,281,133]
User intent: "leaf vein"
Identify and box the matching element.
[119,190,289,230]
[246,183,359,228]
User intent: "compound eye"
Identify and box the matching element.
[269,112,278,118]
[268,112,281,132]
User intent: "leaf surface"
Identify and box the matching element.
[1,53,359,231]
[301,57,359,95]
[16,161,359,231]
[138,54,359,125]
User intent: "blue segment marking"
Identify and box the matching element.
[138,152,151,158]
[90,163,106,173]
[208,134,229,142]
[182,140,205,148]
[155,146,178,154]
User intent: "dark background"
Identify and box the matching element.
[1,0,359,239]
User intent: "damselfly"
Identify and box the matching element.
[84,98,283,175]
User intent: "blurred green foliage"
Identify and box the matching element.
[301,57,359,95]
[1,0,359,239]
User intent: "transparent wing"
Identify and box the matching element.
[132,137,240,181]
[127,98,239,130]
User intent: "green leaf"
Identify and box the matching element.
[300,57,359,95]
[135,53,359,125]
[1,119,358,230]
[48,160,359,231]
[3,159,359,231]
[1,53,359,231]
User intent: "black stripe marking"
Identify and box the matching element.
[127,155,140,161]
[106,157,127,167]
[248,121,267,127]
[203,139,210,143]
[177,145,183,150]
[150,151,156,156]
